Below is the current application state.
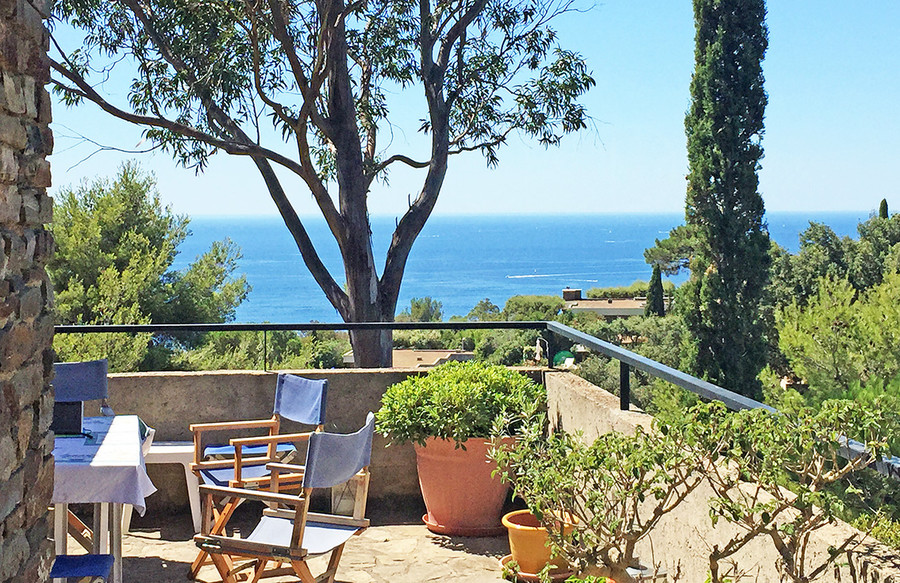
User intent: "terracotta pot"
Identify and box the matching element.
[502,509,569,575]
[413,436,513,536]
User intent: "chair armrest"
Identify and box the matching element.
[266,462,306,473]
[191,456,272,472]
[190,418,278,433]
[230,432,312,447]
[199,484,307,507]
[305,512,370,529]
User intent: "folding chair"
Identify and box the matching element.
[190,374,328,489]
[189,374,328,577]
[193,413,374,583]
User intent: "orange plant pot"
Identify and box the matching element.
[413,437,513,536]
[502,509,569,575]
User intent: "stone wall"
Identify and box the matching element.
[0,1,55,582]
[98,368,544,514]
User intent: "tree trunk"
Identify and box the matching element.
[349,328,393,367]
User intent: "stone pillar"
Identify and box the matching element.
[0,0,55,582]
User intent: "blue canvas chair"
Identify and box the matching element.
[188,374,327,579]
[50,554,115,582]
[194,413,374,583]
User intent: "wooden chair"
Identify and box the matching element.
[190,374,328,490]
[189,374,328,577]
[193,413,374,583]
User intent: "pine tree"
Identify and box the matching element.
[645,264,666,316]
[880,198,889,219]
[679,0,770,400]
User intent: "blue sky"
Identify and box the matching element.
[48,1,900,218]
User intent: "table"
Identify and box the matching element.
[53,415,157,583]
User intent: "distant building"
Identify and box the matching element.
[343,349,474,368]
[562,288,651,319]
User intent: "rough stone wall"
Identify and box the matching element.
[0,0,55,582]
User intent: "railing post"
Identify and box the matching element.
[263,330,268,371]
[620,361,630,411]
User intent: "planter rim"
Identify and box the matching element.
[502,509,545,532]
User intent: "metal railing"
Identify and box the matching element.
[54,320,772,412]
[55,319,897,479]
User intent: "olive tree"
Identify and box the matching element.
[47,0,594,366]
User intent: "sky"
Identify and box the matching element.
[47,1,900,218]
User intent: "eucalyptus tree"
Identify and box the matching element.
[678,0,770,398]
[48,0,594,366]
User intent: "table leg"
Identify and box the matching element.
[111,503,123,583]
[53,504,67,583]
[183,462,202,533]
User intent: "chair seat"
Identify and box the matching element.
[50,554,115,580]
[247,516,360,556]
[199,463,271,487]
[203,442,296,458]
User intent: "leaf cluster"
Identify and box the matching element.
[376,360,545,447]
[692,400,898,583]
[49,162,250,371]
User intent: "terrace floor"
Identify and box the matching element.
[115,504,511,583]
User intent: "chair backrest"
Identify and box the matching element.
[53,359,109,402]
[273,374,327,425]
[303,413,374,489]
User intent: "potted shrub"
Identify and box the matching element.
[493,407,718,583]
[501,508,574,581]
[377,360,545,536]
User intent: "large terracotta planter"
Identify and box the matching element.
[414,436,513,536]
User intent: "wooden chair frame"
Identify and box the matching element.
[194,462,370,583]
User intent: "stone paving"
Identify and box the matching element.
[115,506,511,583]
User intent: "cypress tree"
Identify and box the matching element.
[679,0,770,400]
[645,264,666,316]
[880,198,889,219]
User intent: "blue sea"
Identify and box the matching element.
[173,212,869,323]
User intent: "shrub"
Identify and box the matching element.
[376,361,545,447]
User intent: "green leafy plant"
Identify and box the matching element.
[693,400,898,583]
[493,406,722,583]
[376,361,545,447]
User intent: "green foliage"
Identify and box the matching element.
[396,297,443,322]
[572,314,696,417]
[175,329,349,371]
[880,199,889,219]
[376,361,545,447]
[694,400,898,583]
[48,163,249,371]
[643,224,699,276]
[493,406,716,583]
[675,0,770,400]
[503,295,566,321]
[776,273,900,400]
[585,279,674,300]
[769,214,900,311]
[645,266,665,316]
[466,299,502,321]
[475,329,541,366]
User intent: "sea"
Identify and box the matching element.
[172,212,869,323]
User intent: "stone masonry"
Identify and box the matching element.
[0,0,55,582]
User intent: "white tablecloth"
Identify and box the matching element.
[53,415,157,514]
